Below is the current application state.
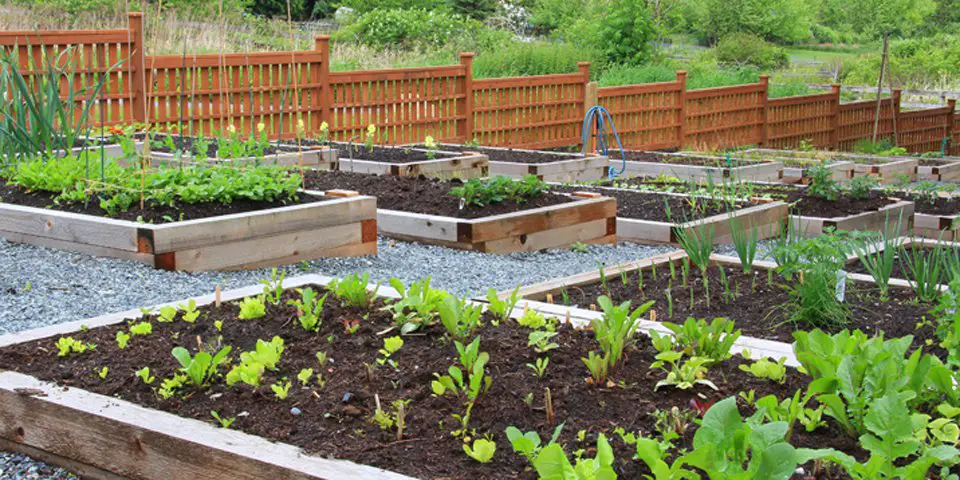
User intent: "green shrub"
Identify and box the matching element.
[595,0,656,65]
[715,33,788,70]
[842,34,960,87]
[338,0,447,14]
[333,8,482,48]
[473,41,599,78]
[449,0,497,21]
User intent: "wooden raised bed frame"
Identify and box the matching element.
[789,199,914,237]
[0,192,377,271]
[609,150,783,183]
[780,160,855,184]
[372,195,617,254]
[138,143,340,170]
[743,148,918,184]
[337,149,489,179]
[917,156,960,182]
[0,275,416,480]
[404,143,610,182]
[592,188,788,244]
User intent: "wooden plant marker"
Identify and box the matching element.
[326,189,360,198]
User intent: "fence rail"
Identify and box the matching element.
[0,12,956,155]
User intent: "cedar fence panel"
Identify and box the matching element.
[471,63,587,149]
[837,93,899,151]
[328,64,466,145]
[952,114,960,156]
[2,13,957,156]
[897,104,954,154]
[0,14,142,128]
[683,77,768,150]
[596,72,684,151]
[765,88,839,150]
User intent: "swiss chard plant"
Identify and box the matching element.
[287,287,327,332]
[384,277,449,333]
[171,346,232,388]
[438,295,484,341]
[329,273,379,309]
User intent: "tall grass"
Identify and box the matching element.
[473,41,598,78]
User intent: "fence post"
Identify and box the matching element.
[758,75,770,147]
[831,84,841,150]
[128,12,147,125]
[892,88,902,145]
[459,52,475,144]
[584,81,598,153]
[948,99,957,152]
[315,35,331,136]
[676,70,687,150]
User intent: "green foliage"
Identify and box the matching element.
[900,242,948,303]
[591,296,654,369]
[55,336,94,357]
[462,438,497,463]
[377,335,404,368]
[851,214,902,299]
[135,367,155,385]
[653,317,741,365]
[431,339,492,404]
[259,268,286,305]
[848,175,879,199]
[129,322,153,336]
[210,410,236,429]
[738,354,788,383]
[595,0,655,65]
[226,336,285,387]
[715,33,789,69]
[179,299,200,323]
[334,8,484,49]
[247,0,306,19]
[449,175,548,207]
[792,329,942,438]
[271,379,292,399]
[652,353,718,391]
[532,433,616,480]
[171,346,232,387]
[329,273,379,309]
[116,331,131,349]
[449,0,496,21]
[729,215,759,274]
[505,423,564,462]
[238,295,267,320]
[682,0,816,44]
[6,156,302,217]
[747,381,832,441]
[485,286,519,325]
[385,277,449,333]
[932,277,960,369]
[806,163,842,200]
[685,397,831,479]
[674,224,714,274]
[473,41,597,78]
[438,296,484,341]
[287,288,327,332]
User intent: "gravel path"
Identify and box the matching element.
[0,236,678,479]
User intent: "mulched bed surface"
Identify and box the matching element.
[551,184,755,222]
[303,170,573,219]
[0,181,322,224]
[892,191,960,215]
[330,142,457,163]
[566,264,941,354]
[0,287,867,479]
[744,185,898,218]
[608,150,765,167]
[407,143,586,164]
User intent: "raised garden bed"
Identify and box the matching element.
[607,150,783,183]
[141,134,339,170]
[777,158,855,184]
[742,148,918,185]
[890,189,960,240]
[329,142,488,179]
[0,188,376,271]
[0,273,917,480]
[406,143,609,182]
[504,253,941,350]
[303,171,616,253]
[844,236,957,289]
[917,156,960,182]
[551,185,788,244]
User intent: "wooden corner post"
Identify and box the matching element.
[128,12,147,124]
[947,99,957,152]
[758,74,770,147]
[315,35,331,134]
[892,88,902,145]
[831,84,841,150]
[459,52,475,144]
[676,70,688,150]
[579,62,595,152]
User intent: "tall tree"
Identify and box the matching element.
[448,0,497,20]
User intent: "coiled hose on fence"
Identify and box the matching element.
[580,105,627,180]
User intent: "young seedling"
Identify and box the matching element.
[238,295,267,320]
[485,286,520,326]
[260,268,286,305]
[178,299,201,323]
[97,366,109,379]
[527,330,559,354]
[210,410,236,429]
[55,337,94,357]
[527,357,549,378]
[287,287,327,332]
[463,438,496,464]
[271,379,292,400]
[129,322,152,336]
[297,368,314,386]
[171,345,232,388]
[135,367,155,385]
[157,305,178,323]
[377,336,404,369]
[116,331,131,349]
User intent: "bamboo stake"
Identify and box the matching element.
[544,387,554,426]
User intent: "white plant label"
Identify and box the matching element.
[836,270,847,303]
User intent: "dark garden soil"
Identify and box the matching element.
[0,181,322,224]
[303,170,573,219]
[0,287,865,479]
[407,143,586,164]
[327,142,458,163]
[742,185,898,218]
[607,150,766,167]
[892,191,960,215]
[146,133,285,157]
[561,263,942,354]
[551,184,755,222]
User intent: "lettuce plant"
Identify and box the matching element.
[287,287,327,332]
[238,295,267,320]
[591,296,654,369]
[463,438,496,464]
[438,296,484,341]
[171,346,232,387]
[658,317,740,365]
[329,273,379,309]
[129,322,152,336]
[178,299,201,323]
[384,277,448,333]
[55,336,94,357]
[505,423,564,462]
[532,433,616,480]
[485,286,519,325]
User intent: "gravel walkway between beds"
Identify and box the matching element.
[0,236,678,479]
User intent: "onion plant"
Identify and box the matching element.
[674,224,715,307]
[851,213,903,300]
[900,239,948,303]
[0,47,114,164]
[728,215,759,273]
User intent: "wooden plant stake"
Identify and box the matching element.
[215,285,222,308]
[565,310,571,327]
[650,310,656,322]
[396,402,405,441]
[545,387,555,426]
[545,293,554,304]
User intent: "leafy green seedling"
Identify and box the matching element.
[129,322,152,336]
[135,367,155,384]
[297,368,314,385]
[210,410,235,428]
[377,336,404,369]
[463,438,496,463]
[171,346,232,387]
[116,331,131,349]
[238,295,267,320]
[55,337,94,357]
[158,305,178,323]
[178,299,200,323]
[97,366,109,379]
[271,379,292,400]
[527,330,559,354]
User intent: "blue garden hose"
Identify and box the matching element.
[580,106,627,179]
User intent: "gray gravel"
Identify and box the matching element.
[0,237,678,334]
[0,236,678,478]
